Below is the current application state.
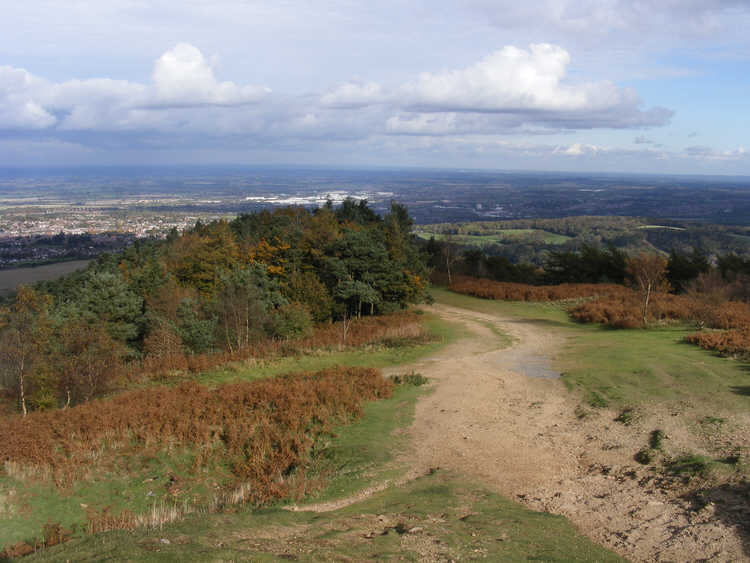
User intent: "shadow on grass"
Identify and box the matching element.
[509,318,574,330]
[682,482,750,558]
[730,385,750,396]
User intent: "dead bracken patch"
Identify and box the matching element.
[0,366,393,504]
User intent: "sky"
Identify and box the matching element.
[1,0,749,174]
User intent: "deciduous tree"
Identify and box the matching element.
[626,254,670,327]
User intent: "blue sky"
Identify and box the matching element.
[1,0,749,174]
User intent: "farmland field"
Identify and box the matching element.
[0,260,90,296]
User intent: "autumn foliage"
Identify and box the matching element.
[449,275,628,302]
[685,329,750,359]
[0,367,392,503]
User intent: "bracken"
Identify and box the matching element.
[0,366,393,505]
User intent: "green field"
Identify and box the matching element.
[27,471,622,562]
[23,317,621,562]
[14,287,747,561]
[415,228,572,246]
[0,313,464,549]
[0,260,91,296]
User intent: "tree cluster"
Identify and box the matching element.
[0,200,429,414]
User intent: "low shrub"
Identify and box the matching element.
[615,408,637,425]
[389,371,429,386]
[685,328,750,359]
[0,366,393,505]
[635,448,658,465]
[450,275,750,356]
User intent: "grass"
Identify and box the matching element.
[198,311,466,386]
[0,444,231,548]
[4,302,624,562]
[431,287,572,325]
[300,377,426,504]
[0,313,464,551]
[26,471,624,562]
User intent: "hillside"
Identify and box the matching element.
[21,289,750,561]
[416,216,750,266]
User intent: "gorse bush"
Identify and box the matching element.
[0,366,392,504]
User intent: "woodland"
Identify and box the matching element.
[0,199,428,415]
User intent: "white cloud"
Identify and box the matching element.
[326,44,672,130]
[0,43,269,133]
[0,66,57,129]
[151,43,269,107]
[402,44,589,112]
[320,81,385,108]
[398,44,671,127]
[0,40,681,169]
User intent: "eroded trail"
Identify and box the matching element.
[388,303,747,563]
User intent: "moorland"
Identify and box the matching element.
[1,196,750,561]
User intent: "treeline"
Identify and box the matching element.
[418,216,750,266]
[0,200,429,414]
[424,236,750,296]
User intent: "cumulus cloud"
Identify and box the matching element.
[0,41,676,166]
[402,44,591,112]
[324,44,672,131]
[0,43,269,133]
[151,43,269,107]
[0,67,57,129]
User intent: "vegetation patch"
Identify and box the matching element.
[389,371,429,386]
[25,472,624,563]
[615,407,637,425]
[586,391,610,409]
[0,367,393,548]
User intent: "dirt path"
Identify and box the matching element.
[383,303,748,563]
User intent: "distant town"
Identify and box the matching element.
[2,166,750,268]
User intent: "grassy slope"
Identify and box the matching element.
[432,288,750,413]
[198,312,465,386]
[0,313,463,549]
[28,472,622,563]
[19,306,623,562]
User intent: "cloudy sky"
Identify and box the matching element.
[1,0,749,174]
